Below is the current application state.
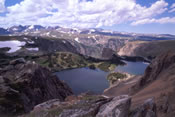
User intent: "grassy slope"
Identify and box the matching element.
[32,52,88,72]
[137,40,175,57]
[120,40,175,58]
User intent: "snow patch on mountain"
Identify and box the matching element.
[75,37,80,43]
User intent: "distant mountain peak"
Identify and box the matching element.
[0,25,175,39]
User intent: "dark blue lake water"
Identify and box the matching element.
[115,61,149,75]
[56,61,149,94]
[56,68,109,95]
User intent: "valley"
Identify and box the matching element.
[1,25,175,59]
[0,25,175,117]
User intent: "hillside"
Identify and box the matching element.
[31,52,88,71]
[0,26,175,117]
[1,25,175,59]
[13,51,175,117]
[104,51,175,117]
[131,52,175,117]
[118,40,175,58]
[0,59,73,115]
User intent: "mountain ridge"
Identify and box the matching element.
[0,25,175,38]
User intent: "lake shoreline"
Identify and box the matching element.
[55,60,148,95]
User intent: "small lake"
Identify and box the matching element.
[56,68,109,95]
[56,61,149,95]
[0,40,26,53]
[115,61,149,75]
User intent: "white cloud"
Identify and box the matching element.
[0,0,172,28]
[169,3,175,13]
[0,0,5,13]
[171,3,175,8]
[131,17,175,25]
[169,8,175,13]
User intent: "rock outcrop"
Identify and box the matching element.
[96,95,131,117]
[0,47,10,53]
[131,51,175,93]
[130,51,175,117]
[32,37,78,54]
[0,58,73,115]
[22,94,132,117]
[22,94,111,117]
[101,48,115,59]
[130,98,157,117]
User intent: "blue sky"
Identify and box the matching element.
[0,0,175,34]
[5,0,23,7]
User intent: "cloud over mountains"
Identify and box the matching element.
[0,0,175,28]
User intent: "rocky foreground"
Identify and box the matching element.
[0,51,175,117]
[0,58,73,115]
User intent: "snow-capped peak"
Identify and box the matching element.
[28,25,34,30]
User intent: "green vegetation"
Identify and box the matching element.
[32,52,120,72]
[88,64,96,69]
[97,62,111,72]
[33,52,88,71]
[97,62,117,72]
[0,48,119,72]
[108,64,117,71]
[107,72,127,84]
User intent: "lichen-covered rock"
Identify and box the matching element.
[31,99,61,112]
[130,98,157,117]
[56,95,111,117]
[22,95,112,117]
[96,95,131,117]
[9,58,26,65]
[0,59,73,115]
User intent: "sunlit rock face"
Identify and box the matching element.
[96,95,131,117]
